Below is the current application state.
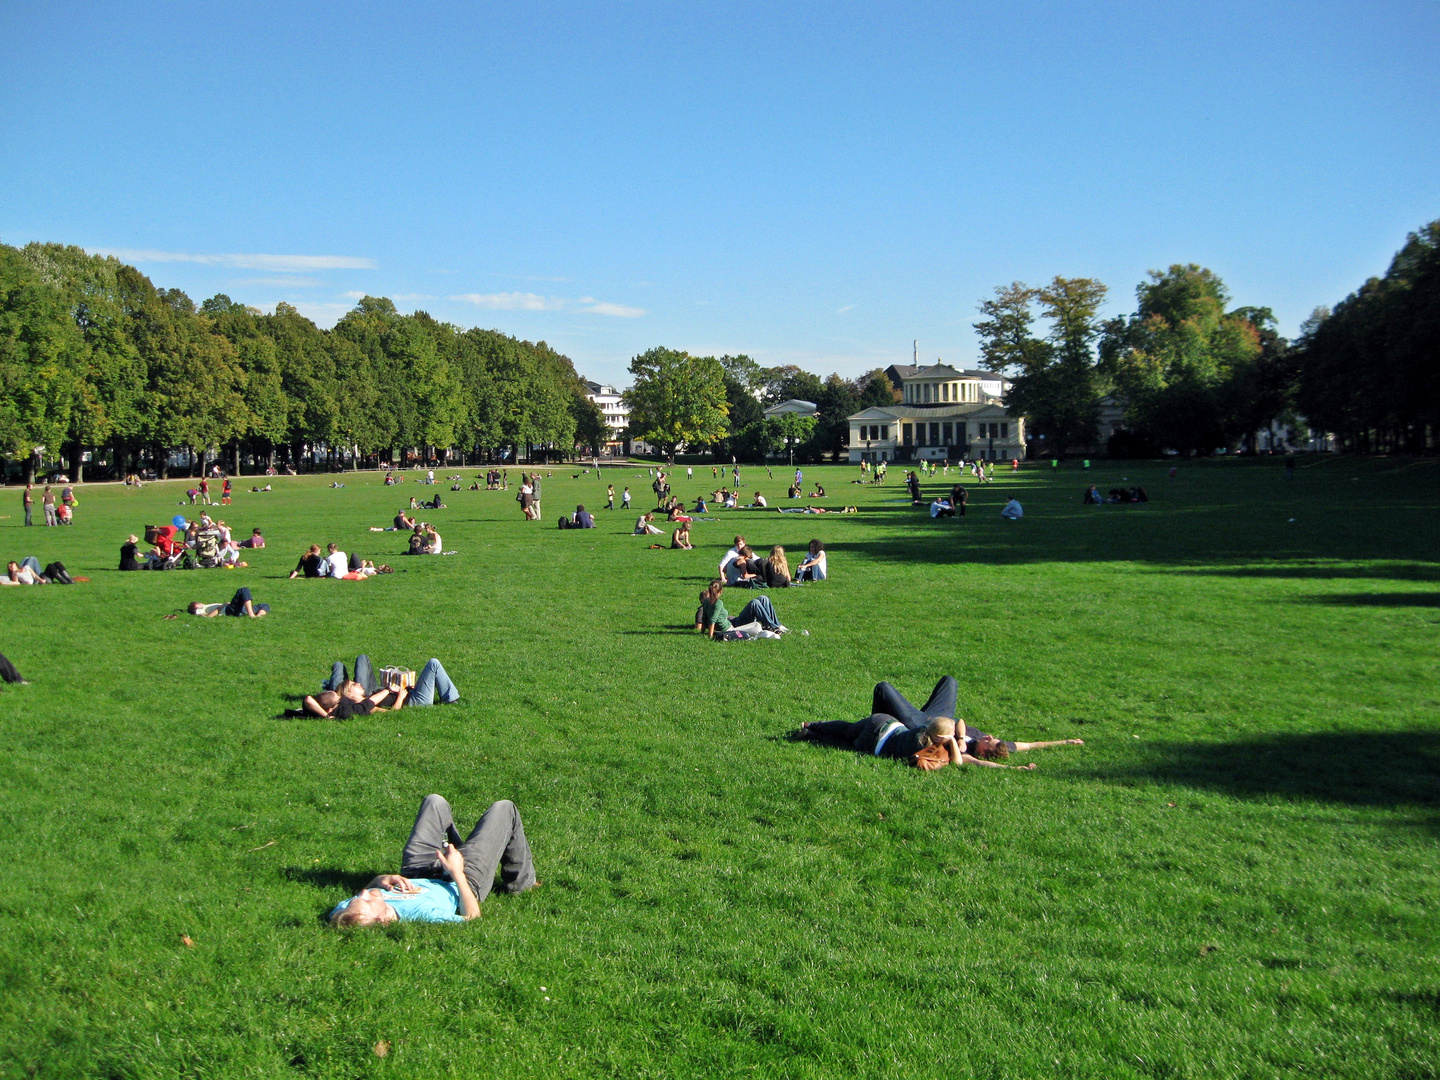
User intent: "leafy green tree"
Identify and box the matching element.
[203,295,288,472]
[1100,266,1262,454]
[856,368,899,407]
[808,374,859,461]
[0,244,81,479]
[624,347,729,457]
[757,364,825,407]
[571,393,608,455]
[978,277,1107,456]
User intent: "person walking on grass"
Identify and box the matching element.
[22,484,33,527]
[605,484,615,509]
[622,486,632,510]
[41,486,57,526]
[329,794,537,926]
[221,476,232,504]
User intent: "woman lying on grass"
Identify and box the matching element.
[695,579,788,639]
[843,676,1084,766]
[799,714,962,763]
[329,794,537,926]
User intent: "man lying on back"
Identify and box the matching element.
[329,795,538,926]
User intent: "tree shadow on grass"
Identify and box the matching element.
[1294,592,1440,607]
[1081,731,1440,831]
[281,866,374,893]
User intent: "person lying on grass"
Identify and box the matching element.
[799,714,964,764]
[188,587,269,617]
[303,655,459,717]
[329,794,537,926]
[862,676,1084,765]
[695,579,787,639]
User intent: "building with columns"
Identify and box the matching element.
[847,363,1025,462]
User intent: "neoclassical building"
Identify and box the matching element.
[846,363,1026,462]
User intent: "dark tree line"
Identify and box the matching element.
[1295,220,1440,453]
[975,220,1438,456]
[0,243,601,480]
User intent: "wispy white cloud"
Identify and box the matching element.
[578,300,647,318]
[92,248,377,272]
[453,292,565,311]
[836,304,856,314]
[452,292,645,317]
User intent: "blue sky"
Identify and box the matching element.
[3,1,1436,388]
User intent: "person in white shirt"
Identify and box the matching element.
[325,543,349,577]
[718,535,747,578]
[424,526,442,554]
[796,539,828,581]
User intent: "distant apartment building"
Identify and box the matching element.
[582,379,648,456]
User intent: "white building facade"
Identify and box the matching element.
[847,363,1025,462]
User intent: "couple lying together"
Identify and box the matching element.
[798,676,1083,769]
[303,655,459,718]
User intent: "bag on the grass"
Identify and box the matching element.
[909,744,949,771]
[381,666,416,689]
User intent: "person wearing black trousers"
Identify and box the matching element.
[872,677,1084,760]
[0,653,26,685]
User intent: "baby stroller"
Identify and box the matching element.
[194,530,222,568]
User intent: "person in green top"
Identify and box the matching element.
[695,579,787,640]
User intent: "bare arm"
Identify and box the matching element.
[1010,739,1083,752]
[958,751,1037,770]
[302,695,332,717]
[437,843,481,920]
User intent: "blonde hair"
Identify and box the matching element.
[331,905,380,928]
[769,546,790,581]
[917,717,957,747]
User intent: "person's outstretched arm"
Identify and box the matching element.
[1011,739,1083,752]
[958,751,1037,770]
[302,695,332,717]
[437,842,481,919]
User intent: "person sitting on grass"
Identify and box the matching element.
[634,512,663,536]
[120,534,143,571]
[290,544,325,578]
[671,522,694,550]
[759,545,792,588]
[795,539,827,582]
[188,587,269,617]
[306,655,459,716]
[667,504,692,524]
[385,511,417,532]
[728,546,764,587]
[692,495,709,514]
[1001,498,1023,520]
[750,492,768,508]
[329,794,537,926]
[558,504,595,530]
[807,484,826,498]
[324,543,348,578]
[867,676,1083,766]
[421,524,442,554]
[240,527,266,548]
[695,579,787,639]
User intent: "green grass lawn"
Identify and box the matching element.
[1,457,1437,1079]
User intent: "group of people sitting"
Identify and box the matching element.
[409,494,446,511]
[290,542,392,578]
[785,483,825,499]
[125,518,264,571]
[798,677,1083,770]
[1084,485,1149,505]
[718,534,827,587]
[2,558,75,585]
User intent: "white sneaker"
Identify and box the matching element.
[759,629,782,639]
[776,624,790,634]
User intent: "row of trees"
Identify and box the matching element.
[621,348,896,461]
[0,243,604,480]
[975,268,1294,457]
[1295,220,1439,453]
[979,218,1438,457]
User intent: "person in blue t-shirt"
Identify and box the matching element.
[329,795,538,927]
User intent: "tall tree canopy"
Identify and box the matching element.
[624,347,730,457]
